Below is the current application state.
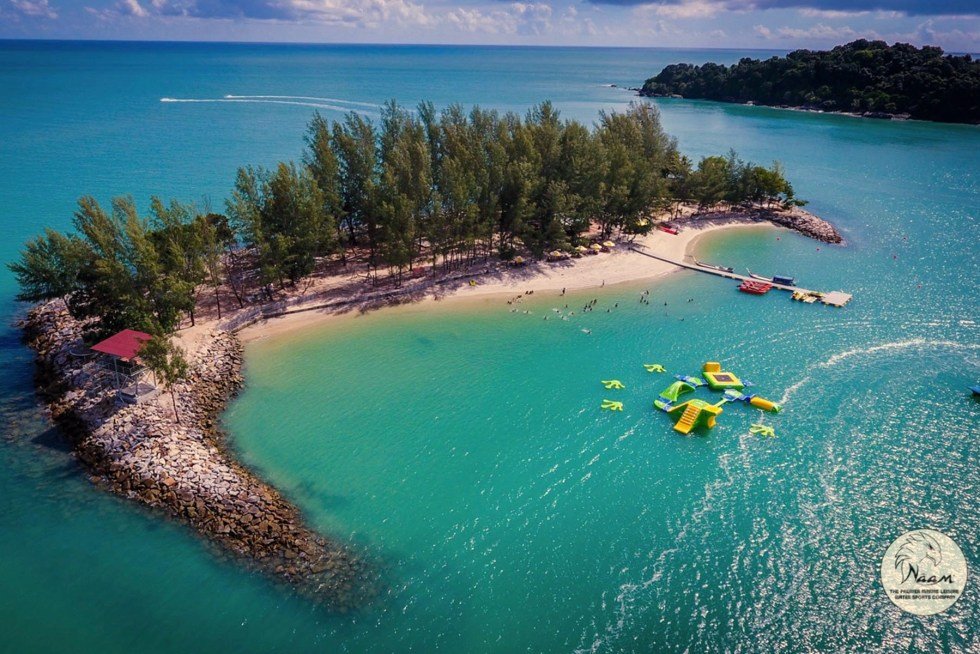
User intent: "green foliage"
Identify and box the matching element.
[139,334,190,423]
[227,162,338,286]
[9,196,222,337]
[9,228,92,302]
[12,98,804,338]
[641,40,980,124]
[679,151,795,210]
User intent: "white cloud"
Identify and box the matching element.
[446,6,517,33]
[753,23,771,37]
[117,0,149,17]
[91,0,563,35]
[443,2,555,35]
[798,8,867,19]
[10,0,57,18]
[510,2,553,34]
[634,0,721,19]
[279,0,434,28]
[776,22,857,39]
[899,18,980,49]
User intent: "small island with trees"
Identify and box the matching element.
[11,101,817,340]
[11,101,839,608]
[640,40,980,125]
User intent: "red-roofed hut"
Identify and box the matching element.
[91,329,152,391]
[91,329,152,362]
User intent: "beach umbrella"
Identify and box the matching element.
[590,244,602,251]
[574,245,588,253]
[603,240,615,248]
[513,256,524,265]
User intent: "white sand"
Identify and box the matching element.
[226,221,776,346]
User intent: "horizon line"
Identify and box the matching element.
[0,36,850,52]
[2,37,973,57]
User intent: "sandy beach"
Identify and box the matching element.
[231,220,778,346]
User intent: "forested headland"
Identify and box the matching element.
[11,101,801,338]
[640,40,980,124]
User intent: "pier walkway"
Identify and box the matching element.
[629,245,852,307]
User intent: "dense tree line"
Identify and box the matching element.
[641,40,980,124]
[10,101,798,337]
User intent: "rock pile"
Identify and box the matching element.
[761,205,843,244]
[681,204,843,244]
[22,300,371,610]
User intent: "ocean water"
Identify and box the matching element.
[1,41,978,653]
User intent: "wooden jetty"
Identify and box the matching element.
[629,246,852,307]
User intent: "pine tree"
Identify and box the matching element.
[139,334,190,424]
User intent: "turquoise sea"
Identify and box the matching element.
[1,41,978,653]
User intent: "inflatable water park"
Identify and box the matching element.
[654,362,781,435]
[600,361,782,437]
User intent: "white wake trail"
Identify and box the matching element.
[779,338,980,405]
[160,97,374,115]
[223,94,379,108]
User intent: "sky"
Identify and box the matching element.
[1,0,978,51]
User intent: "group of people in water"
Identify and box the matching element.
[506,289,535,305]
[509,285,698,325]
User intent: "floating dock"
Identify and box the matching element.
[629,246,853,307]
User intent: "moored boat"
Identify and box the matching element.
[748,270,796,286]
[658,224,679,235]
[791,290,820,303]
[693,257,734,273]
[739,280,772,295]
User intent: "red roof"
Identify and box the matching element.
[91,329,152,361]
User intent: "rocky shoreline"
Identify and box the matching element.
[638,91,917,122]
[22,300,371,610]
[675,204,843,244]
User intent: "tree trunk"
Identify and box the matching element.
[214,285,222,319]
[170,389,180,424]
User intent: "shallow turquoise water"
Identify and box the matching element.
[1,41,978,653]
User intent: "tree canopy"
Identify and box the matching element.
[11,100,801,338]
[641,40,980,124]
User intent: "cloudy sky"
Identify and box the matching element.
[2,0,978,51]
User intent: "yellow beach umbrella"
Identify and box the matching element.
[602,240,615,248]
[590,244,602,251]
[513,256,525,265]
[574,245,588,253]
